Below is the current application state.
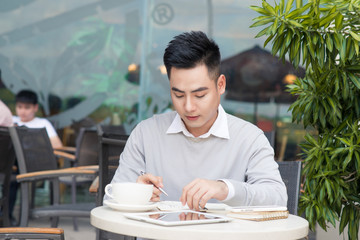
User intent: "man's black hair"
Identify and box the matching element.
[163,31,221,80]
[15,89,38,105]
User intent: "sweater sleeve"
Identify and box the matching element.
[222,133,288,207]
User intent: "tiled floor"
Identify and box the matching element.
[28,216,96,240]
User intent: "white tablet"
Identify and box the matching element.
[123,210,232,226]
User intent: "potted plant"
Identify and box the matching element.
[250,0,360,239]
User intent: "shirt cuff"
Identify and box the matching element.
[218,179,235,201]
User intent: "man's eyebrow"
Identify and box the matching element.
[191,87,208,93]
[171,87,208,93]
[171,87,184,93]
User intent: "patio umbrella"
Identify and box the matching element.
[221,45,305,103]
[221,45,305,123]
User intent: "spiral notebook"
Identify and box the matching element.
[227,205,289,221]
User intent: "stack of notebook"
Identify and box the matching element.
[227,205,289,221]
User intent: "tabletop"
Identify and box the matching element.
[91,206,309,240]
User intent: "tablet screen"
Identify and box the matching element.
[124,210,231,226]
[150,211,221,222]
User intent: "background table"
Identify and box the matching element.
[91,206,309,240]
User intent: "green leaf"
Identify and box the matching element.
[339,206,349,233]
[252,15,273,22]
[255,26,272,38]
[272,33,285,56]
[340,35,346,62]
[335,13,344,30]
[337,137,351,146]
[307,41,315,59]
[250,18,275,28]
[249,6,271,16]
[349,31,360,42]
[288,19,303,28]
[342,154,352,169]
[287,4,310,19]
[333,33,342,50]
[296,0,302,8]
[325,179,333,200]
[264,34,275,47]
[280,0,285,14]
[326,33,333,52]
[354,38,359,56]
[319,12,338,28]
[285,31,293,48]
[346,37,355,60]
[285,0,294,14]
[271,17,279,35]
[262,1,276,15]
[348,73,360,89]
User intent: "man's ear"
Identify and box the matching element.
[217,74,226,94]
[34,104,39,112]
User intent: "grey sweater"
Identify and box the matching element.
[110,110,287,206]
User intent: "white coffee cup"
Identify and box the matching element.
[105,182,153,205]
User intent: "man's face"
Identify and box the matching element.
[169,64,226,137]
[15,102,38,122]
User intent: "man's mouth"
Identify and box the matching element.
[186,116,199,121]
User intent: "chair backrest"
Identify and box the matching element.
[264,130,275,148]
[75,128,98,166]
[277,161,302,215]
[96,125,128,206]
[0,127,16,227]
[0,227,65,240]
[9,126,58,174]
[99,125,126,136]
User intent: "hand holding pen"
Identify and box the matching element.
[137,171,168,201]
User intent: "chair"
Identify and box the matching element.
[54,127,99,230]
[264,130,275,148]
[9,126,98,227]
[0,127,16,227]
[96,125,128,206]
[95,125,132,240]
[277,160,302,215]
[0,227,64,240]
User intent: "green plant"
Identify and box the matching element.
[250,0,360,239]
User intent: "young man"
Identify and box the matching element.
[109,31,287,210]
[13,90,63,149]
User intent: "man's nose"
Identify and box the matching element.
[184,97,195,112]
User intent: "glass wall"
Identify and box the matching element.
[0,0,305,160]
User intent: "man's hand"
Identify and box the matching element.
[137,173,163,202]
[180,179,229,211]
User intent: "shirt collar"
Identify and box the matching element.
[166,105,229,139]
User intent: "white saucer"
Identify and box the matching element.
[104,199,158,212]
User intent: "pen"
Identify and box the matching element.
[140,171,169,196]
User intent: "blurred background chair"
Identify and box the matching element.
[9,126,98,228]
[277,160,302,215]
[0,227,64,240]
[264,130,275,148]
[96,125,128,206]
[0,127,16,227]
[54,127,98,230]
[95,124,132,240]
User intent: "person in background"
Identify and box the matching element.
[0,99,16,225]
[109,31,287,210]
[12,89,63,149]
[0,100,13,127]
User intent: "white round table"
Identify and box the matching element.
[91,206,309,240]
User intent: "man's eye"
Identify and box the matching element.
[175,94,184,98]
[196,95,205,98]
